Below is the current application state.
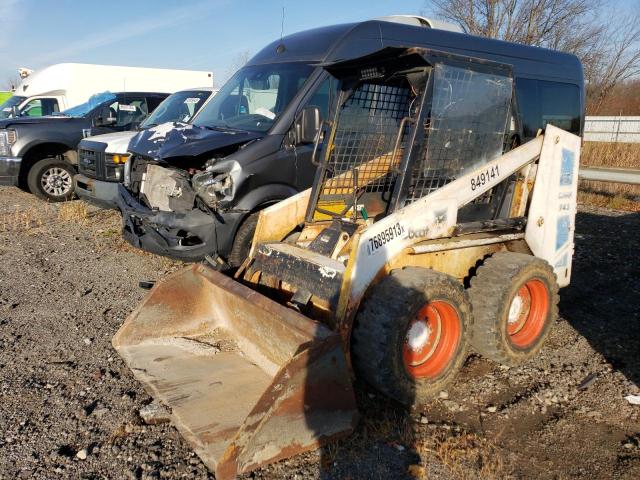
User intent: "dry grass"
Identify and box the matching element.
[413,430,508,480]
[579,142,640,207]
[578,191,640,212]
[57,200,89,223]
[351,405,509,480]
[581,141,640,169]
[0,205,53,234]
[0,207,43,233]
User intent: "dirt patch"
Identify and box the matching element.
[0,186,638,479]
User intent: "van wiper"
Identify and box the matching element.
[203,125,250,134]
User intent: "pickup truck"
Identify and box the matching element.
[75,88,216,208]
[0,91,168,201]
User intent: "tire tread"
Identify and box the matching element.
[468,252,559,365]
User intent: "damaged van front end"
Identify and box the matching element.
[117,121,266,262]
[115,21,420,264]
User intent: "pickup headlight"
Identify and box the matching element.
[104,153,131,182]
[192,171,234,207]
[0,129,17,156]
[106,153,130,165]
[105,153,130,181]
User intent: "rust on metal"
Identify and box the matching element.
[113,264,357,480]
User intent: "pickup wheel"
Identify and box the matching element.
[352,267,472,408]
[227,212,260,268]
[27,157,76,202]
[468,252,559,366]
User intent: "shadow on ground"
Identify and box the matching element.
[561,210,640,388]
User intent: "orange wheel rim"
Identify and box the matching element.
[507,279,549,349]
[403,301,462,379]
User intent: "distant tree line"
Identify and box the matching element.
[423,0,640,115]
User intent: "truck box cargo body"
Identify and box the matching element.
[75,87,218,208]
[116,19,583,265]
[0,63,213,119]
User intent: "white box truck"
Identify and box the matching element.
[0,63,213,119]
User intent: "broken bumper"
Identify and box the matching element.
[0,156,21,186]
[117,185,240,262]
[74,174,120,209]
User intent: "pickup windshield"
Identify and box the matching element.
[142,90,212,128]
[193,62,314,133]
[0,96,26,119]
[62,92,117,118]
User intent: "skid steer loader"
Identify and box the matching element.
[113,47,581,478]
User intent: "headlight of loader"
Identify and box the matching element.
[0,129,17,156]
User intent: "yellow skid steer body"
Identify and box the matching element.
[113,42,582,478]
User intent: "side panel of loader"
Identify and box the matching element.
[525,125,581,287]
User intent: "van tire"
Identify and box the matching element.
[27,157,76,202]
[468,252,559,366]
[352,267,472,408]
[227,212,260,268]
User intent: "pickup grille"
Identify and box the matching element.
[78,148,105,180]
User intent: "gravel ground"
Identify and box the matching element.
[0,186,638,479]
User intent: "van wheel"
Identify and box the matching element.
[27,157,76,202]
[468,252,559,366]
[227,212,260,268]
[352,267,472,408]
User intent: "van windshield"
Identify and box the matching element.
[142,90,212,128]
[62,92,117,118]
[193,62,314,133]
[0,96,26,119]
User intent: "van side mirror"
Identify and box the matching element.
[297,106,321,144]
[11,105,20,118]
[95,107,116,127]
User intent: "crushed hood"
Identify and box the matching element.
[128,122,264,161]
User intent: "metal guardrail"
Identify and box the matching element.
[584,116,640,143]
[579,167,640,185]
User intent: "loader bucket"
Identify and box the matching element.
[113,264,358,479]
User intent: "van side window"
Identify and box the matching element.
[539,81,581,134]
[515,79,580,138]
[301,76,337,121]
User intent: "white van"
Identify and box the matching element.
[0,63,213,119]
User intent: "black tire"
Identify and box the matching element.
[352,267,472,408]
[27,157,76,202]
[227,212,260,268]
[468,252,559,366]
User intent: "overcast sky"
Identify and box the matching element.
[0,0,425,87]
